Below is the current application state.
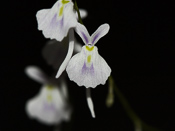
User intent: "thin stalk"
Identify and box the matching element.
[110,76,140,123]
[110,76,162,131]
[74,0,83,24]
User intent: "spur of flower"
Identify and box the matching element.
[36,0,77,41]
[25,66,71,125]
[56,23,111,88]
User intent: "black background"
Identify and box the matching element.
[1,0,175,130]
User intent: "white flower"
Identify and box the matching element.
[25,66,70,125]
[37,2,88,77]
[36,0,77,41]
[65,23,111,88]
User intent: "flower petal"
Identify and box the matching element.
[77,9,88,19]
[91,23,110,45]
[36,9,50,25]
[36,1,77,41]
[86,88,95,118]
[26,85,71,125]
[66,47,86,86]
[25,66,49,84]
[66,46,111,88]
[92,47,111,87]
[56,29,74,78]
[75,23,90,44]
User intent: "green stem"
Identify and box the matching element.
[74,0,83,24]
[110,76,140,123]
[110,76,162,131]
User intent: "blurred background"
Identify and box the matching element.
[1,0,175,130]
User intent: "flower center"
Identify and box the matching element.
[47,85,53,89]
[47,94,53,102]
[62,0,70,4]
[46,85,54,102]
[59,0,70,16]
[87,55,91,63]
[86,46,94,51]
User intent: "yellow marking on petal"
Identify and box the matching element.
[62,0,70,4]
[47,94,53,102]
[59,0,70,17]
[46,85,53,90]
[59,6,64,16]
[87,55,91,63]
[86,46,94,51]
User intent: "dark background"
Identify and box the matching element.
[1,0,175,130]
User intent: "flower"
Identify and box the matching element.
[37,3,88,77]
[66,23,111,88]
[66,24,111,88]
[55,23,111,88]
[25,66,71,125]
[36,0,77,41]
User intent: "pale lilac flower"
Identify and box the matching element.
[65,23,111,88]
[55,23,111,118]
[36,0,77,41]
[25,66,70,125]
[40,7,88,77]
[36,0,91,82]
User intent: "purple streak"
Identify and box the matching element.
[50,13,59,27]
[81,32,89,44]
[82,62,94,75]
[90,64,94,74]
[92,33,100,44]
[43,102,56,112]
[50,13,64,31]
[82,62,87,74]
[60,16,64,28]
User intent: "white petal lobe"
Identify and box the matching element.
[75,23,90,44]
[26,85,71,125]
[66,46,111,88]
[36,1,77,41]
[91,24,110,45]
[25,66,49,84]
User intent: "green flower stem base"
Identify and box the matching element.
[74,0,83,24]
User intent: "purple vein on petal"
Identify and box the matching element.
[81,32,89,44]
[50,13,59,27]
[90,64,95,75]
[60,16,64,28]
[82,62,87,74]
[43,102,56,112]
[81,62,95,76]
[92,33,100,44]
